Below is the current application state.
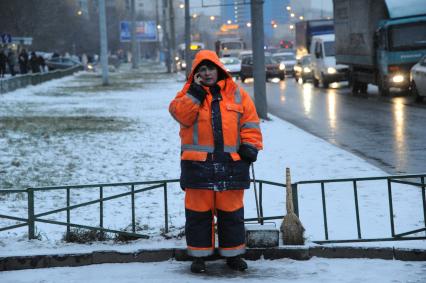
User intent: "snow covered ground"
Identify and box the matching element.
[0,63,424,260]
[1,257,425,283]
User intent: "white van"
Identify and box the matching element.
[310,34,348,88]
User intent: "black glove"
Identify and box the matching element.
[188,83,207,104]
[238,144,258,163]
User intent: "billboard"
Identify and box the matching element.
[120,21,157,42]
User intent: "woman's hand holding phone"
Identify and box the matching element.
[194,72,203,85]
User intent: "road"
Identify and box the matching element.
[243,78,426,174]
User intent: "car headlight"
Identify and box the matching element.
[327,67,336,74]
[279,63,286,70]
[294,66,301,72]
[182,62,187,68]
[303,67,311,73]
[392,74,404,83]
[87,64,94,70]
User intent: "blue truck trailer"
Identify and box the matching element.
[333,0,426,95]
[295,19,334,60]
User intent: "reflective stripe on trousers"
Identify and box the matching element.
[185,189,246,257]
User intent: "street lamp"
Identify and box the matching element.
[286,6,291,11]
[157,24,162,29]
[77,10,83,16]
[290,13,295,18]
[210,16,215,21]
[192,13,197,18]
[179,3,184,9]
[299,16,304,20]
[246,22,251,27]
[227,20,232,24]
[289,24,294,30]
[273,24,278,28]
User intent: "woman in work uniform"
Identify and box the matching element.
[169,50,263,273]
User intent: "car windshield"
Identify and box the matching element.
[220,58,240,64]
[221,42,243,50]
[390,22,426,51]
[323,41,335,57]
[265,56,277,64]
[274,54,295,61]
[301,56,311,64]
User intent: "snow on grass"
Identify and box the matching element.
[0,63,424,257]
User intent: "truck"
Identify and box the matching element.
[216,38,245,58]
[333,0,426,95]
[295,19,334,60]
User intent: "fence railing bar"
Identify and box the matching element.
[34,218,149,239]
[27,188,35,239]
[390,179,426,188]
[99,186,103,230]
[164,183,168,234]
[0,190,27,193]
[353,180,362,239]
[321,182,329,240]
[66,188,70,237]
[422,177,426,237]
[34,184,164,218]
[393,227,426,238]
[28,179,181,191]
[244,215,284,222]
[259,181,264,225]
[387,178,395,237]
[297,173,426,185]
[0,223,29,232]
[0,214,28,222]
[131,185,135,233]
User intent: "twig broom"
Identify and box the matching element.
[280,167,305,245]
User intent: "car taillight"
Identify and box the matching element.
[388,65,399,72]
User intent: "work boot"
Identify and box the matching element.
[190,257,206,273]
[226,256,248,271]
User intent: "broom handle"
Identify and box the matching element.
[251,163,261,223]
[286,168,294,214]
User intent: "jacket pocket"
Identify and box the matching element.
[226,103,243,114]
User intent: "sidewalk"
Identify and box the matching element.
[0,63,424,276]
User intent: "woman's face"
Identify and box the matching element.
[196,64,218,86]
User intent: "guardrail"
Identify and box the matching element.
[1,174,425,244]
[0,65,83,94]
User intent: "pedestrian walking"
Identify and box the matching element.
[38,55,46,72]
[7,49,17,76]
[29,52,40,73]
[169,50,263,273]
[18,49,29,74]
[0,49,7,78]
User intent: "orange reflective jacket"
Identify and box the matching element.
[169,50,263,162]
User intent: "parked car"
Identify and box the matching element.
[220,56,241,78]
[410,55,426,102]
[273,52,296,76]
[310,34,349,88]
[240,54,285,83]
[294,54,314,83]
[46,57,81,71]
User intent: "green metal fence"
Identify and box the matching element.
[1,174,425,244]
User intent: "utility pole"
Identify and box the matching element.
[168,0,176,72]
[162,0,171,73]
[184,0,191,77]
[131,0,139,68]
[155,0,160,62]
[99,0,109,85]
[251,0,268,119]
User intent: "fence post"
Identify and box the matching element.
[292,183,299,217]
[27,188,35,239]
[164,183,168,234]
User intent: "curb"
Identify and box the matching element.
[1,246,425,271]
